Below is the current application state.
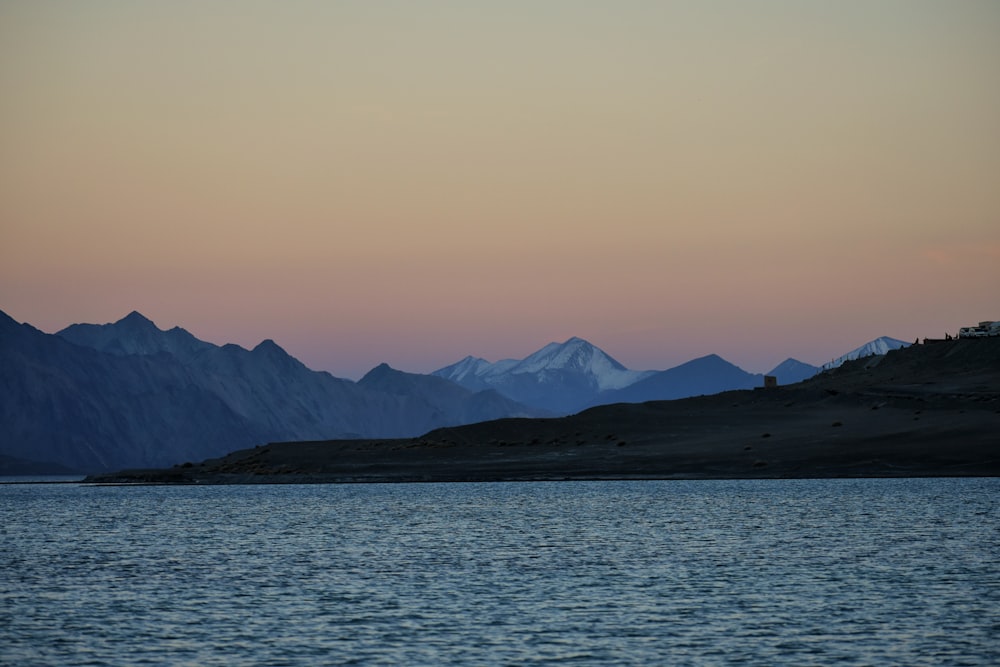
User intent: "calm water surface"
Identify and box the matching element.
[1,478,997,665]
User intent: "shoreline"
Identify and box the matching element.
[85,471,1000,487]
[86,392,999,485]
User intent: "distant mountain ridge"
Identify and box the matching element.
[434,339,829,413]
[434,337,653,413]
[59,310,214,361]
[2,307,909,473]
[599,354,763,405]
[0,310,542,473]
[768,358,822,385]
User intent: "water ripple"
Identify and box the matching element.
[1,478,997,665]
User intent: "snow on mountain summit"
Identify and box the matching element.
[822,336,910,370]
[434,355,493,386]
[514,337,623,372]
[505,337,646,391]
[434,337,652,393]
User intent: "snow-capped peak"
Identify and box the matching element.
[513,337,623,373]
[822,336,910,370]
[432,337,652,392]
[433,355,494,384]
[506,337,648,391]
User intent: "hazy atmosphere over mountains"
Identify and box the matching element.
[2,6,999,666]
[1,2,998,380]
[2,309,911,474]
[1,1,996,473]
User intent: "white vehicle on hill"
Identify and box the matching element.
[958,321,1000,338]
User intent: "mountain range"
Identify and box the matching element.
[99,335,999,485]
[2,309,902,473]
[1,310,540,473]
[433,338,825,411]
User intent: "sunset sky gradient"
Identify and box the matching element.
[2,1,998,378]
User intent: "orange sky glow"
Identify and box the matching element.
[2,1,998,378]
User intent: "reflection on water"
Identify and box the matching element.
[1,479,997,665]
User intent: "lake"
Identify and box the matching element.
[1,478,997,665]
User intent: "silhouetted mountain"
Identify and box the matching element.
[600,354,763,404]
[434,337,652,414]
[767,358,821,385]
[1,310,541,472]
[2,311,263,473]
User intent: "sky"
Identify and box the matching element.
[2,1,998,379]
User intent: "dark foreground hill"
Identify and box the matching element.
[88,337,1000,483]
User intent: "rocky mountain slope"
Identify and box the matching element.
[0,310,541,473]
